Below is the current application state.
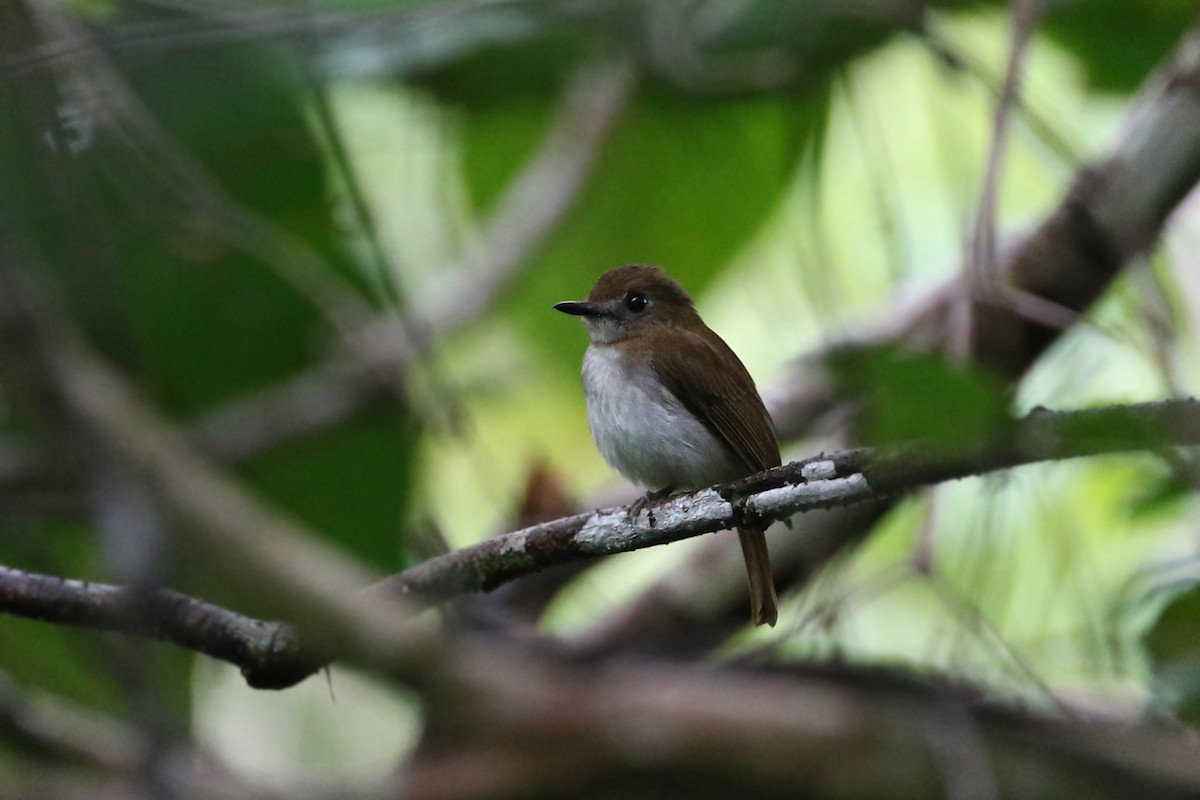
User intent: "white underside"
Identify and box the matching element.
[581,344,744,492]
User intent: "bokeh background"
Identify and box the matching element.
[3,1,1200,796]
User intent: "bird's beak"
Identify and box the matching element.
[554,300,602,317]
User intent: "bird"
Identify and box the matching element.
[555,264,780,626]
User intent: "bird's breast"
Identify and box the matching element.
[581,344,743,492]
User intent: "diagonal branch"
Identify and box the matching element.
[188,54,635,461]
[374,399,1200,606]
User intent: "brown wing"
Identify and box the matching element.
[649,326,781,473]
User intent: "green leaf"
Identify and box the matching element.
[1125,472,1191,521]
[1144,583,1200,726]
[1043,0,1196,93]
[826,344,1011,448]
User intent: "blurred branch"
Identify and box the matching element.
[773,21,1200,432]
[970,0,1040,285]
[0,564,308,690]
[188,357,392,463]
[8,552,1200,800]
[3,763,292,800]
[0,669,141,771]
[772,22,1200,435]
[417,55,635,336]
[643,0,800,94]
[403,660,1200,800]
[1,0,549,77]
[0,234,451,693]
[0,671,292,800]
[956,0,1045,354]
[919,23,1080,168]
[2,0,915,92]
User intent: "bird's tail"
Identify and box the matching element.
[737,527,779,627]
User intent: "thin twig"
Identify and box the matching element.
[0,566,303,689]
[958,0,1040,358]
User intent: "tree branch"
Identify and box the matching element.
[0,397,1193,690]
[0,565,306,690]
[375,399,1200,606]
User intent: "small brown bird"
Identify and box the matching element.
[555,264,780,626]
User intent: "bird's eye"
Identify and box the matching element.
[624,292,649,313]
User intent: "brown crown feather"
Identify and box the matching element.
[587,264,694,307]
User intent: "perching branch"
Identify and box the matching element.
[374,398,1200,606]
[2,397,1197,688]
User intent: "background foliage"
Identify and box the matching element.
[2,0,1200,795]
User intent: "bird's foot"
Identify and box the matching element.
[629,486,674,524]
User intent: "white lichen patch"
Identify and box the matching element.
[655,489,734,529]
[497,532,528,555]
[573,489,735,554]
[800,459,838,481]
[574,508,644,551]
[743,473,871,517]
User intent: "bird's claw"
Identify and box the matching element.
[628,487,674,524]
